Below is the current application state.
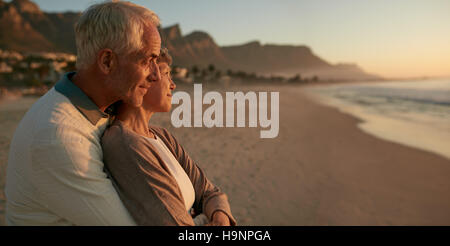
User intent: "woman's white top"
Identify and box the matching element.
[144,135,195,212]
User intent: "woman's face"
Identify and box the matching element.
[142,62,176,112]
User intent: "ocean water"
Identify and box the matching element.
[307,78,450,160]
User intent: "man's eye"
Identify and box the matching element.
[144,58,155,65]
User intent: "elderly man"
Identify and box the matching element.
[5,1,161,225]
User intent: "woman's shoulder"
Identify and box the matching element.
[103,120,125,140]
[102,120,145,147]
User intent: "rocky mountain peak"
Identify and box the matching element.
[184,31,214,42]
[0,1,379,80]
[11,0,41,14]
[160,24,182,41]
[239,41,261,48]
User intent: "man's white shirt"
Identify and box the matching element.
[5,73,136,225]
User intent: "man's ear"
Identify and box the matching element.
[97,49,115,74]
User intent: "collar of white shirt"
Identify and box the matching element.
[55,72,110,125]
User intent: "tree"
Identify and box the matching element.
[63,61,76,73]
[201,68,208,78]
[289,74,302,83]
[236,70,247,78]
[191,65,199,77]
[25,78,43,87]
[208,64,215,74]
[36,63,50,80]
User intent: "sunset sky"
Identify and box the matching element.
[23,0,450,78]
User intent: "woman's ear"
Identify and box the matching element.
[97,49,115,74]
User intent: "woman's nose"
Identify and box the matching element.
[170,78,176,90]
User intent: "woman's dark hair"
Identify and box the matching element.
[157,47,172,65]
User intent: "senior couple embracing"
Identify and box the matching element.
[5,1,235,226]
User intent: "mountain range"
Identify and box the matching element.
[0,0,380,80]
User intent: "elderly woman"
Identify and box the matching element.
[101,49,236,226]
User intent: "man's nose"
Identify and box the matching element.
[149,61,161,81]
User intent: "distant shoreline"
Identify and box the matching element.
[303,78,450,160]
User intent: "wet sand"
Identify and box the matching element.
[0,83,449,225]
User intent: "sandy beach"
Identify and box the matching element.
[0,83,449,225]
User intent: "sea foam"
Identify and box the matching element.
[307,79,450,160]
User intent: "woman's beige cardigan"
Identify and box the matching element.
[101,120,236,226]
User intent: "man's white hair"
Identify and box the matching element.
[74,0,160,69]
